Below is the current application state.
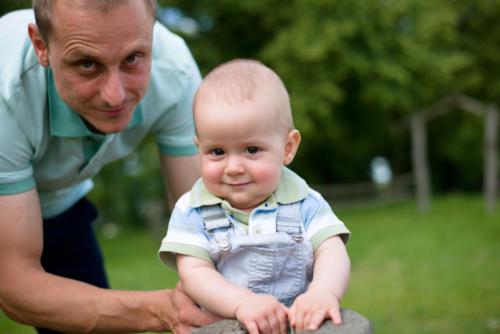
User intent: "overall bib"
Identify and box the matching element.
[201,202,314,306]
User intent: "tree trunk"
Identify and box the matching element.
[411,114,431,213]
[484,105,498,213]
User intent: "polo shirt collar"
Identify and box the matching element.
[189,166,310,210]
[47,68,143,137]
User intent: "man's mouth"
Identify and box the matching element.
[101,105,128,117]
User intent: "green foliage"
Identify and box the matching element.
[428,110,485,191]
[456,1,500,101]
[1,1,497,224]
[159,0,490,188]
[88,136,166,226]
[0,0,30,14]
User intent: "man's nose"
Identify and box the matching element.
[100,70,126,107]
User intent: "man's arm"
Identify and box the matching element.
[159,154,200,209]
[0,189,178,333]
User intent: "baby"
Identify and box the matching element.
[159,59,350,334]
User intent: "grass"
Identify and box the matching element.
[339,194,500,334]
[1,194,499,333]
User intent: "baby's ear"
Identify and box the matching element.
[193,136,199,147]
[283,129,301,165]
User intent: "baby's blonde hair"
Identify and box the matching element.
[194,59,294,134]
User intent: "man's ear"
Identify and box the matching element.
[283,129,301,165]
[28,23,49,67]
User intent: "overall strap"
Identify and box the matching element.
[200,205,232,231]
[200,204,232,251]
[276,202,303,242]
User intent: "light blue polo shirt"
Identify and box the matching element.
[0,10,201,218]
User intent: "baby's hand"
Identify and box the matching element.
[235,294,288,334]
[289,287,342,332]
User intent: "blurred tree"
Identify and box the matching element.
[88,136,166,226]
[160,0,475,185]
[0,0,30,15]
[426,0,500,192]
[2,1,497,225]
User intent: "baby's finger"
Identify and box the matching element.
[266,312,281,334]
[329,308,343,325]
[302,309,315,331]
[294,306,306,332]
[257,317,272,334]
[276,308,288,334]
[288,303,296,327]
[306,309,327,331]
[244,321,259,334]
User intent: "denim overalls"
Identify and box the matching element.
[200,202,314,306]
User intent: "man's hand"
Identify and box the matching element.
[235,294,288,334]
[169,282,221,334]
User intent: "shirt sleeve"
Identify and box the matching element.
[0,97,36,195]
[302,189,351,250]
[159,193,212,269]
[148,23,201,157]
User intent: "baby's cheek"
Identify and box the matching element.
[201,165,221,187]
[258,167,282,188]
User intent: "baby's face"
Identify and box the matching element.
[195,99,296,212]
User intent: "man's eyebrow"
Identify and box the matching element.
[64,49,98,60]
[63,40,152,61]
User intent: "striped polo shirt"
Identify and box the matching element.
[159,167,350,268]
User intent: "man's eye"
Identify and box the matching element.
[125,54,140,65]
[79,59,96,70]
[246,147,260,154]
[211,148,225,156]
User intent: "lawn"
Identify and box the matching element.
[1,194,499,333]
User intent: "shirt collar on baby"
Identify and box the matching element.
[189,166,310,211]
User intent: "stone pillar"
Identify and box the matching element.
[193,309,372,334]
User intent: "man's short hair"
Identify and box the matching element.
[32,0,157,43]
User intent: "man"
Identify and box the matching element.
[0,0,217,333]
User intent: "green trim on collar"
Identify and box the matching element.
[221,201,250,225]
[274,167,309,204]
[189,178,222,207]
[47,68,143,137]
[189,167,310,209]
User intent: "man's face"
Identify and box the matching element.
[38,1,154,133]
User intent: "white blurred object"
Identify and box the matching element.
[101,222,120,239]
[370,156,393,188]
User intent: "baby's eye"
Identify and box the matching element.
[211,148,225,156]
[246,147,260,154]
